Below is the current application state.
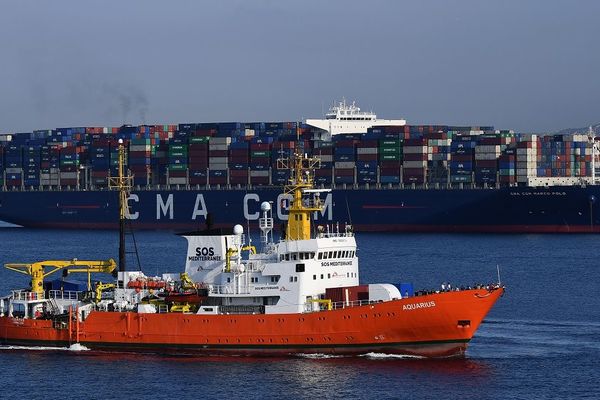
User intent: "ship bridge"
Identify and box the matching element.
[306,99,407,135]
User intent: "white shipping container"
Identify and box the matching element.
[476,145,501,153]
[209,163,229,170]
[60,172,78,179]
[357,148,378,155]
[474,154,499,160]
[209,137,232,145]
[317,155,333,162]
[403,146,427,154]
[335,162,355,169]
[403,161,427,168]
[208,144,229,151]
[168,177,188,185]
[250,170,269,177]
[516,148,537,155]
[130,145,152,152]
[209,157,228,164]
[6,168,21,173]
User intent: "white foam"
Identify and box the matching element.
[68,343,90,351]
[296,353,346,359]
[0,343,90,352]
[362,352,424,359]
[0,345,68,351]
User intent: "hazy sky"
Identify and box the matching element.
[1,0,598,133]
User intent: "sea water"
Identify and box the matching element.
[0,229,598,399]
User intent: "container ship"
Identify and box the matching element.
[0,100,598,232]
[0,145,504,357]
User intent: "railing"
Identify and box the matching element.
[305,299,377,312]
[208,283,279,295]
[11,291,45,301]
[316,231,354,238]
[48,290,81,301]
[0,181,526,194]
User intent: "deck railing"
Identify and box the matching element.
[11,291,45,301]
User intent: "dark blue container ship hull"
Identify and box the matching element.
[2,185,600,233]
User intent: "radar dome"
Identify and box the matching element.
[233,224,244,235]
[261,201,271,212]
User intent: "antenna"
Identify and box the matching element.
[496,264,502,285]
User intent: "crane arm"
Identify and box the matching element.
[4,259,117,295]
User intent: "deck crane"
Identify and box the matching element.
[4,259,117,296]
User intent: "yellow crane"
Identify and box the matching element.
[5,259,117,296]
[94,282,116,303]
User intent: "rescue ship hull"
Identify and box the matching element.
[0,288,502,358]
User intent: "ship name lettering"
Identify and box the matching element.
[402,301,436,311]
[191,194,208,220]
[243,193,260,220]
[125,194,139,220]
[321,261,353,267]
[196,247,215,257]
[156,194,174,220]
[188,255,221,262]
[254,286,278,290]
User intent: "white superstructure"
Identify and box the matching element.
[306,99,406,135]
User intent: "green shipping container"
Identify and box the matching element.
[380,154,402,161]
[169,145,188,151]
[168,164,187,171]
[379,147,401,154]
[379,139,402,146]
[169,151,188,157]
[59,160,79,166]
[251,151,270,157]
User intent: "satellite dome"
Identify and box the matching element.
[261,201,271,212]
[233,224,244,235]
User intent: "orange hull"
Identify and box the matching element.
[0,288,503,357]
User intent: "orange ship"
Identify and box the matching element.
[0,143,504,357]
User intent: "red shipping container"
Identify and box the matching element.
[230,170,249,178]
[475,160,497,168]
[325,285,369,304]
[208,150,228,157]
[452,154,474,162]
[315,168,333,177]
[189,177,207,185]
[250,143,271,151]
[357,154,378,161]
[230,176,248,185]
[403,153,427,161]
[335,168,354,176]
[250,176,269,185]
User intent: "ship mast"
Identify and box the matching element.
[108,139,133,272]
[277,149,323,240]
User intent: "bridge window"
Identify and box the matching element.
[296,264,305,273]
[313,275,316,280]
[328,251,333,258]
[311,252,315,259]
[318,252,323,260]
[299,253,304,260]
[323,252,328,260]
[320,274,324,279]
[291,253,297,260]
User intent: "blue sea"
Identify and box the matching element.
[1,229,599,400]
